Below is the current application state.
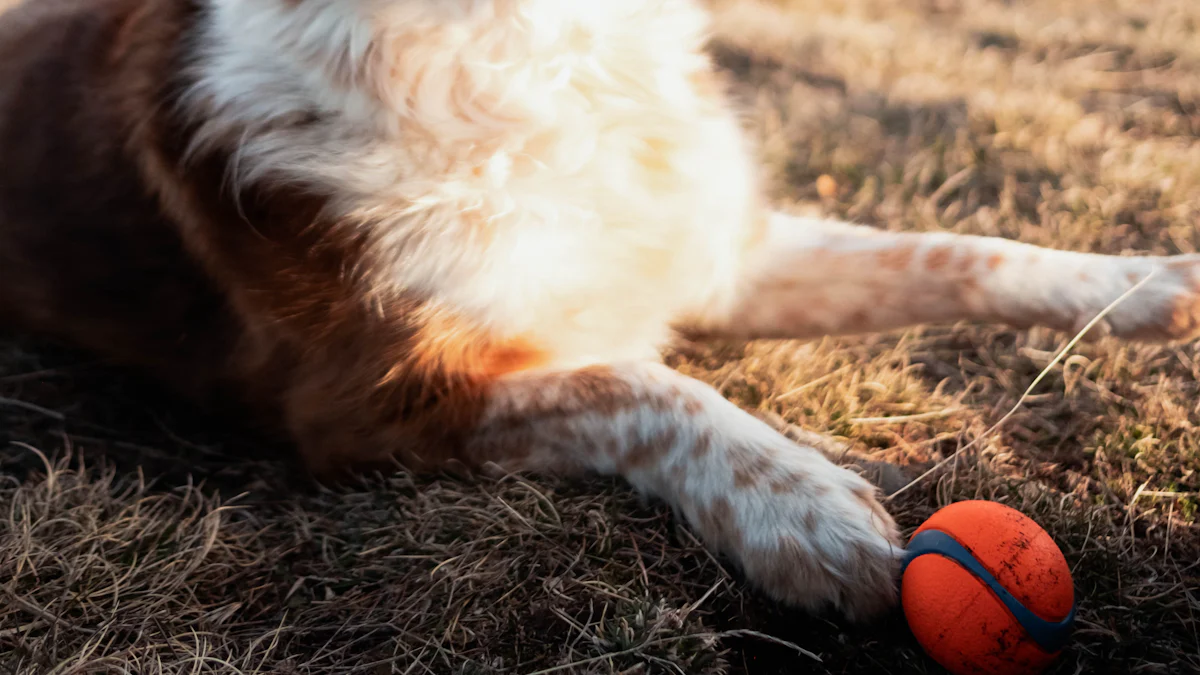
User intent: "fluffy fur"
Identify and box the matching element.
[2,0,1199,620]
[188,0,757,366]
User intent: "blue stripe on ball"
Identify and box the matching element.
[901,529,1076,653]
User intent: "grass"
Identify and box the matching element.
[3,0,1200,672]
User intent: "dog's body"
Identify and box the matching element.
[3,0,1200,620]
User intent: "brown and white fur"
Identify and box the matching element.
[2,0,1199,621]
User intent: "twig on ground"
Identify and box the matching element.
[849,408,964,425]
[0,396,64,420]
[885,269,1160,503]
[525,629,821,675]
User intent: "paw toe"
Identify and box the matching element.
[736,476,902,620]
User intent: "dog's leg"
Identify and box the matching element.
[690,213,1200,341]
[465,362,902,620]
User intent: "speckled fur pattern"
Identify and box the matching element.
[2,0,1199,621]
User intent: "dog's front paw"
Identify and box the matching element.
[676,437,902,621]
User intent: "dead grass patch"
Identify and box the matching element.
[4,0,1200,672]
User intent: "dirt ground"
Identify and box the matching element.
[3,0,1200,673]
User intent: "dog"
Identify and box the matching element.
[2,0,1199,621]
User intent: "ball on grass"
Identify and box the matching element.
[901,501,1076,675]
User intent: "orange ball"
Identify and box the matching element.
[901,501,1076,675]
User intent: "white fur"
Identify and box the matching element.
[474,361,902,618]
[180,0,1200,618]
[699,213,1200,342]
[188,0,757,367]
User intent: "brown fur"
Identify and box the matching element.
[0,0,534,480]
[15,0,1191,623]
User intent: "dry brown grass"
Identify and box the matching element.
[3,0,1200,672]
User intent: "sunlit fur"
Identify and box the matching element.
[187,0,758,368]
[5,0,1200,622]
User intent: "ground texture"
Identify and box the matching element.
[3,0,1200,673]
